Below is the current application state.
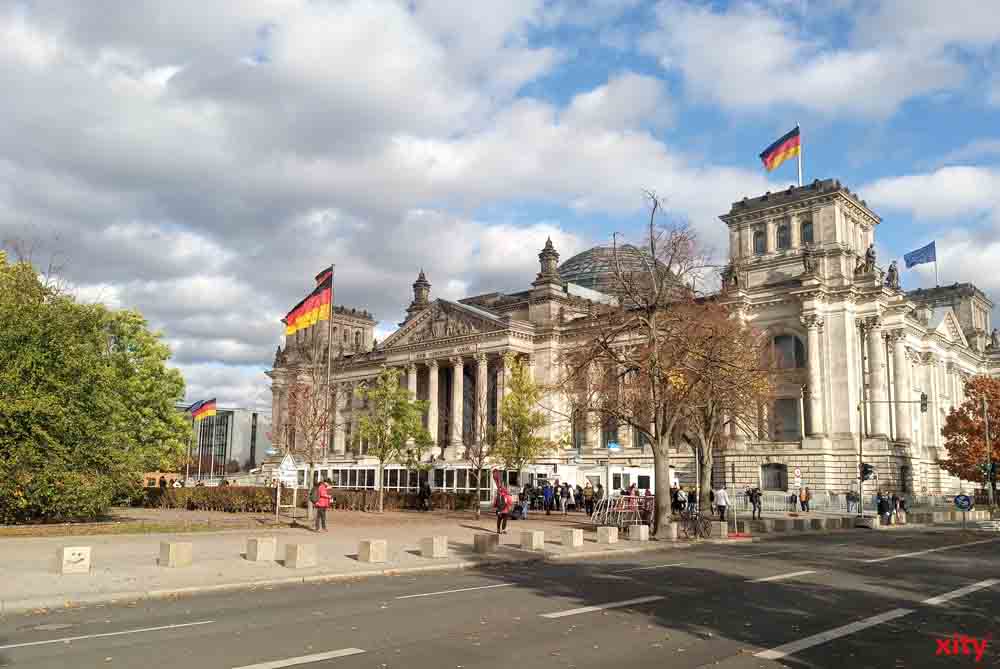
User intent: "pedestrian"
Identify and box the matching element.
[419,481,432,511]
[521,482,532,518]
[575,484,584,512]
[158,475,167,490]
[675,487,687,515]
[890,492,899,524]
[583,481,594,516]
[595,482,605,502]
[495,485,513,534]
[802,487,812,512]
[715,485,729,522]
[749,487,762,520]
[560,482,570,515]
[311,478,331,532]
[543,481,554,515]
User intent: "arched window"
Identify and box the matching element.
[773,334,806,369]
[354,331,362,349]
[753,228,766,255]
[601,416,618,448]
[801,220,814,244]
[571,409,586,453]
[343,330,349,343]
[777,223,790,250]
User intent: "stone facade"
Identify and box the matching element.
[267,178,1000,498]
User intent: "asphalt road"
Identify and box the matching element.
[1,529,997,669]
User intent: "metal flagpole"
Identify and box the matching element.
[196,418,203,480]
[797,123,803,187]
[324,264,336,458]
[934,258,939,287]
[209,414,215,481]
[185,416,194,483]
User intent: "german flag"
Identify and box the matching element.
[283,267,334,335]
[759,126,801,172]
[190,399,217,421]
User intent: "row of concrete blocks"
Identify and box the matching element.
[57,527,655,575]
[743,516,869,533]
[912,510,992,523]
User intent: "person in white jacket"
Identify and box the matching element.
[714,485,729,522]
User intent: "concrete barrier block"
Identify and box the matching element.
[792,519,808,531]
[285,543,317,569]
[58,546,91,575]
[710,521,728,539]
[735,520,753,535]
[474,533,499,554]
[597,526,618,544]
[750,519,773,533]
[772,519,791,531]
[854,516,881,529]
[521,530,545,550]
[359,539,388,563]
[661,521,679,541]
[419,535,447,559]
[159,541,192,568]
[627,524,650,541]
[809,518,825,530]
[561,528,584,549]
[246,537,277,562]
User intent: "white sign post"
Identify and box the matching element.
[276,454,298,522]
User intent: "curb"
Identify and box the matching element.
[0,542,684,616]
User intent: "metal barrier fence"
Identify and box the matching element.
[729,490,958,514]
[591,495,655,528]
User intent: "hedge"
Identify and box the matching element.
[143,486,479,513]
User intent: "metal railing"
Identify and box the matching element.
[591,495,655,528]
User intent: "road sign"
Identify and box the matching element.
[277,453,298,487]
[793,467,802,478]
[954,494,974,511]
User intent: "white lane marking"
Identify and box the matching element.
[923,579,1000,606]
[615,562,687,573]
[540,595,663,619]
[395,583,513,600]
[861,538,1000,563]
[232,648,365,669]
[749,570,817,583]
[0,620,215,651]
[732,549,798,558]
[755,608,914,660]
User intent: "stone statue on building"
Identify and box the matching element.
[991,328,1000,349]
[802,248,814,274]
[885,261,900,290]
[854,254,865,275]
[721,264,739,290]
[864,244,876,273]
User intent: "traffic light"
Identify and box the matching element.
[860,463,875,481]
[920,392,928,413]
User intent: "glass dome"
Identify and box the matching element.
[557,244,662,297]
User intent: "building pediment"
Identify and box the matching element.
[382,300,507,349]
[930,308,969,348]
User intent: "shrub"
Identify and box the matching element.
[142,486,479,513]
[0,469,115,524]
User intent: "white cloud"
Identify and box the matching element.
[641,0,971,118]
[864,167,1000,222]
[563,72,671,129]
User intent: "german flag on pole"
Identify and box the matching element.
[283,266,334,335]
[190,399,217,421]
[759,126,801,172]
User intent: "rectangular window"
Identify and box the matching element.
[389,469,398,487]
[773,398,802,441]
[508,471,520,487]
[457,469,467,489]
[638,475,651,490]
[297,470,305,487]
[612,473,622,490]
[761,464,787,491]
[753,229,766,255]
[365,469,375,487]
[348,469,357,487]
[434,469,444,488]
[445,469,455,489]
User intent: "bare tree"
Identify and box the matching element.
[464,404,499,518]
[559,193,711,537]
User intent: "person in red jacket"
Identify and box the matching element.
[313,478,331,532]
[495,486,513,535]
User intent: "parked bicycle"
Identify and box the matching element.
[678,508,712,539]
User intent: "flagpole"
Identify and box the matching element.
[324,264,336,456]
[797,123,803,187]
[196,418,202,480]
[185,416,194,483]
[935,258,939,287]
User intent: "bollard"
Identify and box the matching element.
[735,520,753,535]
[596,526,618,544]
[709,521,728,539]
[159,541,193,568]
[246,537,277,562]
[792,519,808,531]
[561,528,583,549]
[660,522,679,541]
[420,536,448,559]
[772,519,791,532]
[285,543,317,569]
[809,518,825,530]
[359,539,388,563]
[521,530,545,550]
[58,546,92,575]
[627,524,649,541]
[474,533,499,554]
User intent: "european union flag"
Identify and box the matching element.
[904,241,936,268]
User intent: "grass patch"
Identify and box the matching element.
[0,519,288,538]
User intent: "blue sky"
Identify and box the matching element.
[2,0,999,407]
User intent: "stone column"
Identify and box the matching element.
[891,332,911,443]
[765,220,775,253]
[426,360,439,450]
[450,357,464,449]
[333,382,346,455]
[496,357,508,429]
[926,354,940,448]
[406,363,417,401]
[866,318,889,437]
[475,353,488,444]
[801,315,825,436]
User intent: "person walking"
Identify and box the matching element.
[495,486,513,534]
[800,487,811,512]
[560,483,570,515]
[158,475,168,490]
[312,478,331,532]
[543,481,554,515]
[675,487,687,515]
[418,481,432,511]
[583,482,594,516]
[715,485,729,522]
[749,487,763,520]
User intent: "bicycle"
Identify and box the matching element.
[678,509,712,539]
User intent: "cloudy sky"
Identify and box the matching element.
[3,0,1000,410]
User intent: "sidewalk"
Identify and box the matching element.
[0,511,677,615]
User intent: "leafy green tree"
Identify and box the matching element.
[356,366,432,512]
[0,251,189,522]
[493,353,555,485]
